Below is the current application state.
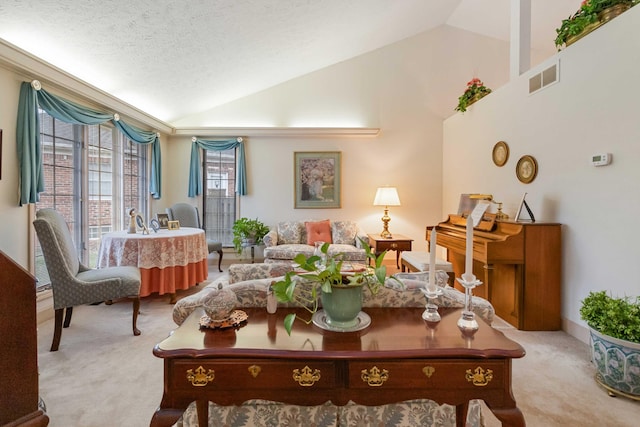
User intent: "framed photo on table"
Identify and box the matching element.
[168,220,180,230]
[294,151,341,209]
[156,213,169,228]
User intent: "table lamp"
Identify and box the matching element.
[373,187,401,239]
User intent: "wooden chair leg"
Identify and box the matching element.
[63,306,73,328]
[132,297,141,336]
[50,308,64,351]
[217,249,223,272]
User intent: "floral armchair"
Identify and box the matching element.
[171,264,492,427]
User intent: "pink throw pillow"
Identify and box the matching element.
[305,220,333,245]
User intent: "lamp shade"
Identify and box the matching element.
[373,187,401,206]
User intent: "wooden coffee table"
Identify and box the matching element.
[150,307,526,427]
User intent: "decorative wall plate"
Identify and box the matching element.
[492,141,509,167]
[516,155,538,184]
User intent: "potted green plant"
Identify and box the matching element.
[272,240,395,335]
[454,78,492,113]
[231,217,270,254]
[580,290,640,399]
[581,0,635,20]
[554,0,635,49]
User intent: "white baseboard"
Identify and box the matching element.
[36,289,54,324]
[563,317,589,344]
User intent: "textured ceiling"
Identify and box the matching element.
[0,0,578,125]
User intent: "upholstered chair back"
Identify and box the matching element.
[166,203,200,228]
[33,208,81,283]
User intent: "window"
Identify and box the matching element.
[203,148,237,246]
[34,111,149,288]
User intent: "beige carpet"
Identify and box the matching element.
[36,265,639,427]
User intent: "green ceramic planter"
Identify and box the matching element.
[320,284,363,329]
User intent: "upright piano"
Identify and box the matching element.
[429,216,562,330]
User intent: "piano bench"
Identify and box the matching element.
[400,251,454,285]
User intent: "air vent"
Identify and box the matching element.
[529,62,559,95]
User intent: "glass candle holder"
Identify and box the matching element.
[456,274,482,336]
[420,286,443,325]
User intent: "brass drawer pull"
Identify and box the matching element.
[186,366,215,386]
[361,366,389,387]
[465,367,493,386]
[248,365,261,378]
[292,366,321,386]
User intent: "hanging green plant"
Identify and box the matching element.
[454,78,492,113]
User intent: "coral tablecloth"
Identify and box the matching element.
[97,228,208,297]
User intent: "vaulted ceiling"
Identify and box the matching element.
[0,0,578,126]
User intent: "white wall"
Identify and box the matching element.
[443,7,640,340]
[168,26,513,252]
[0,66,32,266]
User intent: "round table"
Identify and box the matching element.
[97,227,209,298]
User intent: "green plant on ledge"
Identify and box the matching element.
[454,78,492,113]
[554,8,597,49]
[554,0,636,49]
[580,0,635,15]
[272,240,394,335]
[231,217,270,254]
[580,290,640,343]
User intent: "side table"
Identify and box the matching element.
[367,233,413,269]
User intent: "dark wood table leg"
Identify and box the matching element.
[196,400,209,427]
[485,397,526,427]
[456,401,469,427]
[488,407,526,426]
[149,408,184,427]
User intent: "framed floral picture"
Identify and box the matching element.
[294,151,341,208]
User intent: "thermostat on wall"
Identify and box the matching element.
[591,153,611,166]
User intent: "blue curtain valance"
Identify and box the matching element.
[16,80,162,205]
[188,137,247,197]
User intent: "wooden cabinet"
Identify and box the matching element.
[432,220,562,330]
[0,251,49,427]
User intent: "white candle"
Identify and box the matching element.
[465,215,473,278]
[428,228,437,290]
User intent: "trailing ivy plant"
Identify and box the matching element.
[580,290,640,343]
[272,239,396,335]
[554,0,636,49]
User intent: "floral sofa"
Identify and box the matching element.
[171,263,493,427]
[262,220,369,264]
